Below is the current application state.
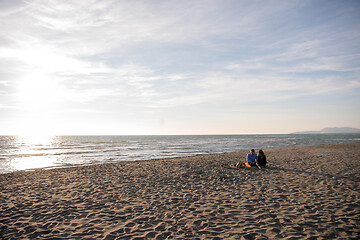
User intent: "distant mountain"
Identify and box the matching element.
[292,127,360,134]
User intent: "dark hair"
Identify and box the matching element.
[259,149,264,156]
[251,149,255,152]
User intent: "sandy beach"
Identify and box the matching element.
[0,143,359,239]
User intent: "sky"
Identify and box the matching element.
[0,0,360,135]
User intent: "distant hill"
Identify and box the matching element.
[292,127,360,134]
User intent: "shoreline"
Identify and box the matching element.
[1,143,359,239]
[2,133,360,175]
[2,141,359,176]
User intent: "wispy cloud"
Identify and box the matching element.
[1,0,359,133]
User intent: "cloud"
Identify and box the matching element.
[1,0,301,56]
[1,0,360,134]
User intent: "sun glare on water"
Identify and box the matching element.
[10,133,57,172]
[19,132,55,145]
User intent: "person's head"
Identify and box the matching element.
[259,149,264,157]
[250,149,255,155]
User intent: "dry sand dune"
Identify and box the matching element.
[1,143,359,239]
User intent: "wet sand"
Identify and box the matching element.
[1,143,359,239]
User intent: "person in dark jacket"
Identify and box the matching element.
[257,149,267,168]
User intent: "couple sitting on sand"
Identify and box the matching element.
[236,149,266,169]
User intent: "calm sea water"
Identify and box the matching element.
[1,134,359,174]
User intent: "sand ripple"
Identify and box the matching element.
[1,143,359,239]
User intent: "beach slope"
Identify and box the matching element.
[1,143,359,239]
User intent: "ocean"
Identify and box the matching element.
[1,134,360,174]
